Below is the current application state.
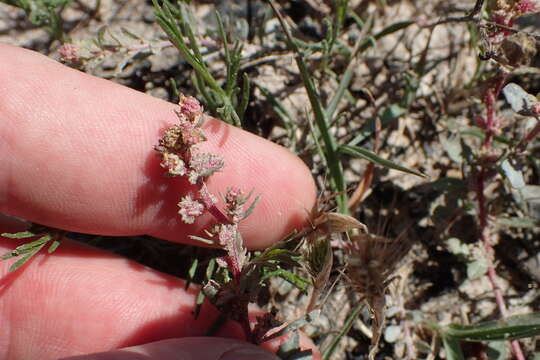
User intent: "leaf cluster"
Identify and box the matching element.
[432,313,540,360]
[1,0,70,40]
[152,0,249,127]
[1,225,63,272]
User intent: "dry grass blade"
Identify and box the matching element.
[346,233,412,359]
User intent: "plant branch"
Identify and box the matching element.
[267,0,347,212]
[475,69,525,360]
[422,0,485,27]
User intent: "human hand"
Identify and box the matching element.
[0,44,318,359]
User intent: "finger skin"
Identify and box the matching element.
[0,44,316,249]
[0,237,320,359]
[60,338,280,360]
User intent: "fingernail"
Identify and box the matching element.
[219,346,278,360]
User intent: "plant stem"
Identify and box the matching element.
[267,0,347,212]
[475,71,525,360]
[423,0,485,27]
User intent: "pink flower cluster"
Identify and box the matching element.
[156,95,258,277]
[58,43,80,64]
[489,0,537,39]
[516,0,538,13]
[155,95,224,224]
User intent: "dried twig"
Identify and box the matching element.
[422,0,485,28]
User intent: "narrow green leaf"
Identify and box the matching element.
[496,216,538,228]
[265,310,319,343]
[206,257,216,279]
[357,20,415,53]
[381,104,407,122]
[14,234,52,252]
[461,128,513,145]
[195,289,205,313]
[268,0,346,211]
[1,231,36,239]
[169,77,179,100]
[153,0,226,109]
[466,259,488,279]
[255,82,296,147]
[188,258,198,280]
[347,104,405,146]
[277,331,301,359]
[0,252,16,260]
[325,67,352,122]
[240,194,261,221]
[260,268,310,292]
[96,26,107,47]
[376,20,415,39]
[1,234,53,260]
[501,159,525,189]
[254,248,299,265]
[322,303,363,360]
[442,336,465,360]
[414,339,433,355]
[47,238,62,253]
[238,73,250,123]
[120,27,141,40]
[340,144,426,177]
[8,242,47,272]
[442,134,464,163]
[443,313,540,341]
[486,341,508,360]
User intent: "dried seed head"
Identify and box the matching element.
[346,233,408,296]
[159,152,187,176]
[314,212,368,234]
[306,236,332,280]
[158,125,184,152]
[304,235,334,312]
[500,33,537,67]
[345,233,411,360]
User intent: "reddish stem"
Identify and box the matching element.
[198,183,233,225]
[522,120,540,144]
[482,72,508,149]
[475,71,525,360]
[206,204,232,225]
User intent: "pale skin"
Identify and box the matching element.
[0,44,319,359]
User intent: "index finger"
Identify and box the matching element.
[0,44,316,249]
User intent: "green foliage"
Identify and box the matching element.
[437,313,540,359]
[443,313,540,342]
[152,0,249,127]
[277,331,313,360]
[268,0,421,214]
[340,144,426,178]
[1,226,63,272]
[322,303,363,360]
[1,0,70,40]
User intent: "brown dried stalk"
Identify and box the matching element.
[346,232,411,360]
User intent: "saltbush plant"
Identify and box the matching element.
[2,0,540,359]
